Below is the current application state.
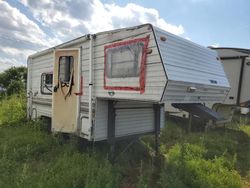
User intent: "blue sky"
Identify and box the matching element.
[141,0,250,48]
[0,0,249,72]
[104,0,250,48]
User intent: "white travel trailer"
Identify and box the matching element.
[211,48,250,114]
[27,24,230,142]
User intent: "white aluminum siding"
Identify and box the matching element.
[153,26,230,103]
[154,27,229,87]
[91,25,166,102]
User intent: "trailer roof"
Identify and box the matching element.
[28,24,152,60]
[210,47,250,58]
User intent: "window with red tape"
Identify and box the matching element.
[104,35,150,94]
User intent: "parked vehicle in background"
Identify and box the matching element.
[211,47,250,115]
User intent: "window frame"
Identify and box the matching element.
[104,36,150,94]
[105,42,144,78]
[58,56,74,86]
[40,72,53,95]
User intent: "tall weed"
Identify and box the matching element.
[0,94,26,126]
[0,124,118,188]
[160,143,242,188]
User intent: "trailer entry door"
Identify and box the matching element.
[52,49,80,133]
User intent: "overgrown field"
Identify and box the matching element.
[0,95,250,187]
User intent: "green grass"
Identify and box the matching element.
[0,95,250,187]
[0,94,26,126]
[160,143,241,188]
[158,116,250,188]
[240,125,250,137]
[0,123,118,188]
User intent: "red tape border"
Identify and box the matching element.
[104,35,150,94]
[74,76,83,96]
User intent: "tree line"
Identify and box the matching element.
[0,66,27,97]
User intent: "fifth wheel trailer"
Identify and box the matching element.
[27,24,230,142]
[211,47,250,114]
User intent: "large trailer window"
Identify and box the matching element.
[59,56,74,85]
[104,36,150,93]
[105,42,144,78]
[41,73,53,95]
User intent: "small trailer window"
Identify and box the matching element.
[41,73,53,95]
[59,56,74,84]
[105,42,144,78]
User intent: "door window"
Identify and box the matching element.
[59,56,74,85]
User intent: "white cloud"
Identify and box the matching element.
[0,1,52,48]
[0,63,13,73]
[0,1,60,72]
[210,43,220,47]
[85,2,184,35]
[0,57,22,73]
[19,0,91,40]
[1,0,185,72]
[19,0,184,37]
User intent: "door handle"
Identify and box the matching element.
[187,86,196,93]
[53,85,58,92]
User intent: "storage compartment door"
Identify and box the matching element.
[114,101,154,138]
